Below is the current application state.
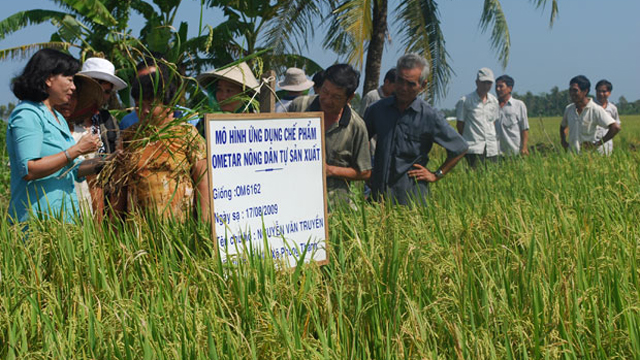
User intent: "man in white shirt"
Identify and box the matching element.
[456,67,499,168]
[560,75,620,153]
[495,75,529,156]
[593,79,621,155]
[358,68,396,117]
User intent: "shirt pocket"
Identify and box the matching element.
[580,117,595,137]
[396,131,428,159]
[501,113,518,128]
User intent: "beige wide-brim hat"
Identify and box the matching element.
[196,61,261,94]
[278,67,314,92]
[78,57,128,91]
[68,74,105,122]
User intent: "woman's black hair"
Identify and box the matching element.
[130,62,178,106]
[11,48,80,102]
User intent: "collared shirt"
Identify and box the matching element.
[561,98,615,152]
[358,86,385,117]
[289,95,372,199]
[275,95,297,113]
[593,99,621,155]
[6,101,83,223]
[365,96,468,205]
[456,91,500,156]
[496,97,529,155]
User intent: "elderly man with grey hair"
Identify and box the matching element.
[364,53,468,205]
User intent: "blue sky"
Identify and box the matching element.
[1,0,639,110]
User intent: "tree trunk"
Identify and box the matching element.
[362,0,388,96]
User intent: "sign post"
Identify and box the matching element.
[205,112,328,267]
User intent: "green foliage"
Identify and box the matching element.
[0,103,16,121]
[616,96,640,115]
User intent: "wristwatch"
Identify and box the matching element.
[434,169,444,179]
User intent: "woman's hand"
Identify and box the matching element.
[72,133,101,156]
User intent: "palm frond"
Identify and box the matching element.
[263,0,325,55]
[0,10,70,40]
[530,0,558,26]
[51,0,117,27]
[0,42,79,61]
[329,0,374,69]
[479,0,511,68]
[397,0,452,101]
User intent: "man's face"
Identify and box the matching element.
[595,85,611,104]
[319,80,351,115]
[569,83,588,104]
[476,80,493,96]
[395,67,424,104]
[216,79,244,112]
[382,78,396,96]
[495,80,512,99]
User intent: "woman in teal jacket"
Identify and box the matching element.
[6,49,103,223]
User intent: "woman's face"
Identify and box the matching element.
[45,74,76,106]
[54,91,78,119]
[215,79,243,112]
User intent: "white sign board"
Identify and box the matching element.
[205,113,328,267]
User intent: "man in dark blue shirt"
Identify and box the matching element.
[365,53,468,205]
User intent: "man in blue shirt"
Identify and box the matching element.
[365,53,468,205]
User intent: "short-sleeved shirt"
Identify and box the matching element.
[275,96,296,113]
[593,99,620,155]
[288,95,372,198]
[456,91,500,156]
[561,98,615,152]
[6,101,83,223]
[358,87,384,117]
[496,97,529,155]
[116,122,207,220]
[365,96,468,205]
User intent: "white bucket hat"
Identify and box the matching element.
[278,67,314,92]
[196,61,261,94]
[78,57,128,91]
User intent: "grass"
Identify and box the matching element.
[0,116,639,359]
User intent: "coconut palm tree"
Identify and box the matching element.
[320,0,559,100]
[267,0,558,99]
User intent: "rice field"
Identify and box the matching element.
[0,116,639,359]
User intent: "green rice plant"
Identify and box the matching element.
[1,117,639,359]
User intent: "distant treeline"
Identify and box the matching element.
[441,87,640,118]
[0,102,15,121]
